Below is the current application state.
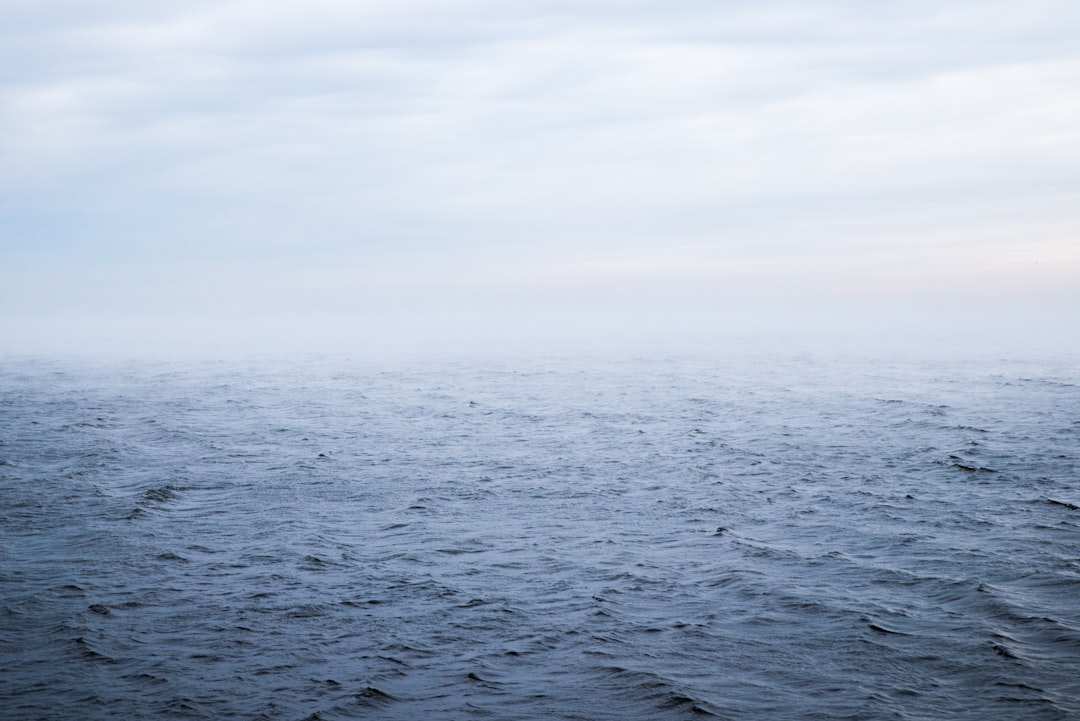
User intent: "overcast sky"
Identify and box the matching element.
[2,0,1078,356]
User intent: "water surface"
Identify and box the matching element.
[2,354,1078,719]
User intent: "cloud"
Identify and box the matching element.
[2,0,1079,354]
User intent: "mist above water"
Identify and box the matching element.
[3,299,1074,360]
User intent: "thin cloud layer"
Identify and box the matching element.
[2,0,1078,354]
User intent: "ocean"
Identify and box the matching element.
[1,353,1078,720]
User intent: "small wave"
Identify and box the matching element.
[458,598,490,608]
[141,484,183,502]
[286,604,330,618]
[1017,377,1078,389]
[354,686,397,705]
[867,622,908,636]
[992,636,1020,660]
[73,636,118,664]
[340,598,384,607]
[952,462,997,473]
[436,547,486,555]
[121,671,168,686]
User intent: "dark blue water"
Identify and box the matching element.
[2,354,1078,720]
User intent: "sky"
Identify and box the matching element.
[2,0,1078,356]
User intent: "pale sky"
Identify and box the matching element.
[2,0,1078,355]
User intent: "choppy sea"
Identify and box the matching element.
[1,353,1078,720]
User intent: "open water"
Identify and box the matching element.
[1,353,1078,720]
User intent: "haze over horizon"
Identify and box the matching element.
[3,1,1078,357]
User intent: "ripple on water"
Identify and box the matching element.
[1,354,1079,720]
